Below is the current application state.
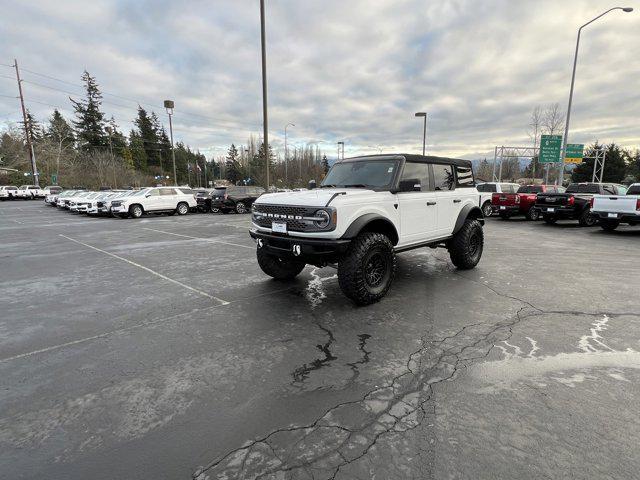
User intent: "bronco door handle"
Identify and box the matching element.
[427,201,437,206]
[453,199,462,203]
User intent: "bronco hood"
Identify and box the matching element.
[255,188,376,207]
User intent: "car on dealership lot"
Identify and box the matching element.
[492,184,565,220]
[0,186,19,200]
[476,182,520,217]
[211,186,265,214]
[591,183,640,231]
[195,187,227,213]
[86,191,123,215]
[16,185,44,199]
[110,187,197,218]
[250,154,484,305]
[72,192,102,213]
[535,182,627,226]
[56,190,84,208]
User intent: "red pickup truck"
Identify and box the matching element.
[492,184,565,220]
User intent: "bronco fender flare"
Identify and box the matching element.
[453,204,484,235]
[341,213,399,245]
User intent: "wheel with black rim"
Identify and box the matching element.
[338,232,396,306]
[543,215,557,225]
[482,201,493,217]
[176,202,189,215]
[129,204,143,219]
[235,201,247,214]
[526,207,540,221]
[210,204,220,213]
[600,219,619,231]
[448,219,484,270]
[256,248,306,280]
[578,209,597,227]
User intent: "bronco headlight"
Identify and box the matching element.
[314,209,331,228]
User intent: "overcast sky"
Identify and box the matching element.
[1,0,638,161]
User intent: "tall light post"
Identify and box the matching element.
[105,126,117,189]
[164,100,178,186]
[337,141,344,161]
[284,122,294,186]
[559,6,633,185]
[415,112,427,156]
[259,0,270,190]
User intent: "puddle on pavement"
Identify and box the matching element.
[472,315,640,392]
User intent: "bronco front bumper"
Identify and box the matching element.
[249,229,351,262]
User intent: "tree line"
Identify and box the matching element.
[474,103,639,184]
[0,71,214,188]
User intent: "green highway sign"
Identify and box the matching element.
[51,174,58,185]
[539,135,563,163]
[565,143,584,164]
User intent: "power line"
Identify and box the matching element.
[0,93,18,99]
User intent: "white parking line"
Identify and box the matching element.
[142,227,254,249]
[59,234,229,305]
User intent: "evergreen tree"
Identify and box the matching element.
[572,143,627,183]
[70,71,107,150]
[134,106,161,168]
[106,116,127,153]
[128,129,148,170]
[225,144,242,184]
[250,142,275,186]
[21,109,43,143]
[46,109,75,148]
[321,154,329,174]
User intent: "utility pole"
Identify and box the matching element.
[106,126,117,189]
[260,0,270,191]
[285,122,294,186]
[14,59,39,186]
[414,112,427,156]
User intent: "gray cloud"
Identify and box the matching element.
[1,0,637,161]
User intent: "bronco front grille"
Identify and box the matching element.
[253,204,315,232]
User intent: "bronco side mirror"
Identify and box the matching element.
[308,179,317,190]
[397,179,421,192]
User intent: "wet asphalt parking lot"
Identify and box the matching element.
[1,200,640,480]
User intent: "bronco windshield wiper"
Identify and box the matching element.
[319,184,338,188]
[343,184,368,188]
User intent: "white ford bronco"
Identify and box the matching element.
[250,154,484,305]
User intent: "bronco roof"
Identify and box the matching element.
[341,154,472,168]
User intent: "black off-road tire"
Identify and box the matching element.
[600,219,620,231]
[543,215,557,225]
[176,202,189,215]
[448,219,484,270]
[256,248,306,280]
[578,209,597,227]
[210,204,220,213]
[129,204,144,219]
[337,232,396,306]
[526,207,540,221]
[482,201,493,217]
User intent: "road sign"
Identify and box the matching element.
[539,135,563,163]
[51,174,57,184]
[565,143,584,164]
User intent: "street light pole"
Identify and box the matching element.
[260,0,270,191]
[337,141,344,161]
[285,122,294,186]
[106,126,117,189]
[415,112,427,156]
[559,6,633,185]
[164,100,178,186]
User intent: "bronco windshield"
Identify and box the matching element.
[321,159,398,190]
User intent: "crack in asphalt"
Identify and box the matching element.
[291,324,338,386]
[193,304,535,480]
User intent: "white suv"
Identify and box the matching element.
[250,154,484,305]
[17,185,43,199]
[0,186,19,200]
[110,187,197,218]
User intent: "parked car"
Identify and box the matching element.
[591,183,640,231]
[492,184,565,220]
[17,185,43,199]
[56,190,84,208]
[535,182,627,226]
[196,187,227,213]
[0,186,19,200]
[110,187,197,218]
[42,186,63,196]
[476,182,520,217]
[250,154,484,305]
[211,186,265,214]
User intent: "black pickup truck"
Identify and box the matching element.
[535,182,626,226]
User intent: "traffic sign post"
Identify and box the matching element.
[51,174,57,185]
[539,135,563,163]
[565,143,584,164]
